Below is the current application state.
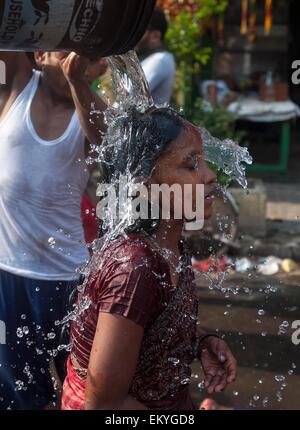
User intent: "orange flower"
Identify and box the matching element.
[156,0,198,17]
[264,0,272,36]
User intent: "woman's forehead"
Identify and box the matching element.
[156,128,204,167]
[171,124,204,155]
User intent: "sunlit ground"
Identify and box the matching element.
[191,270,300,410]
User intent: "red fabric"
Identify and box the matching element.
[71,235,165,372]
[62,234,198,410]
[193,256,231,273]
[61,357,85,411]
[61,357,196,411]
[81,194,99,244]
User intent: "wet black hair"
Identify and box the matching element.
[102,107,184,178]
[148,8,169,41]
[99,107,186,236]
[25,52,35,65]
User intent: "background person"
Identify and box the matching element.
[0,51,106,410]
[136,8,176,106]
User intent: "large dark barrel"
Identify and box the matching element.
[0,0,156,56]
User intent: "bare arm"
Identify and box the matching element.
[0,52,32,87]
[85,313,149,410]
[0,52,33,118]
[59,53,107,147]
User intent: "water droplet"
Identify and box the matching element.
[16,328,23,338]
[197,381,205,391]
[167,357,179,365]
[262,397,269,408]
[47,332,56,340]
[15,380,24,391]
[48,237,56,248]
[275,375,286,382]
[280,321,289,328]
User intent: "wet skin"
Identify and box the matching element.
[149,122,217,222]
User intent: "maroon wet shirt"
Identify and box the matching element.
[71,233,199,410]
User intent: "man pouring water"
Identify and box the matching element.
[0,50,107,410]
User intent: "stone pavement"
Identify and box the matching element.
[191,270,300,410]
[232,182,300,260]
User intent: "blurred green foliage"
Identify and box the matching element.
[165,0,228,73]
[191,98,240,141]
[165,0,228,116]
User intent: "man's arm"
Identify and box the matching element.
[59,53,107,147]
[0,52,33,117]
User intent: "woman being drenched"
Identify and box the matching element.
[62,107,237,410]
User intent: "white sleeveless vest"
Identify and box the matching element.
[0,70,89,280]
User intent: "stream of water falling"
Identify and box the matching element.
[55,50,254,327]
[106,51,252,189]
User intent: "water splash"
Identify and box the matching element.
[107,51,154,115]
[201,128,253,189]
[105,51,252,190]
[61,48,255,357]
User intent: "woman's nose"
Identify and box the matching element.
[203,162,217,186]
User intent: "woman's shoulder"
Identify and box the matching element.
[90,234,164,328]
[97,233,162,273]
